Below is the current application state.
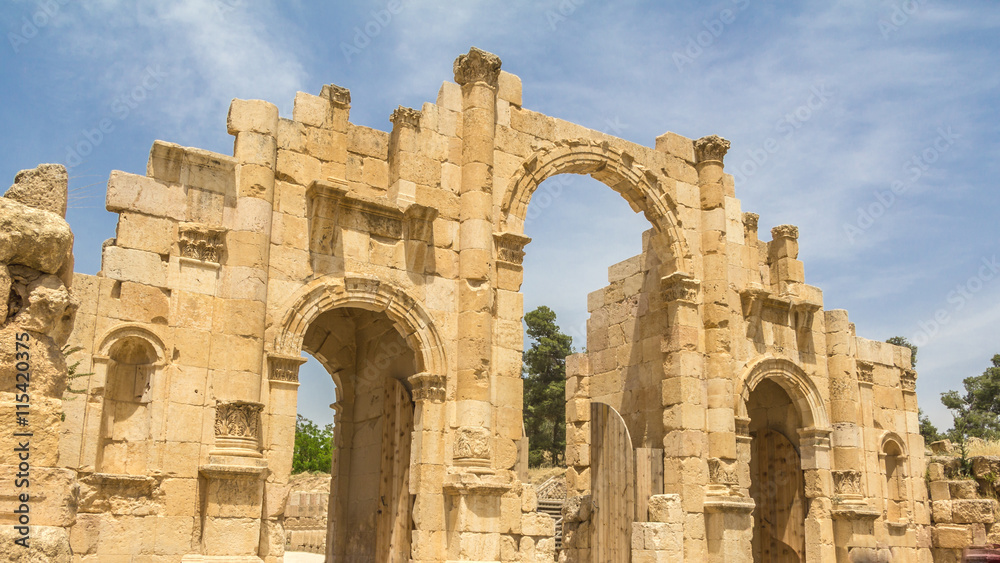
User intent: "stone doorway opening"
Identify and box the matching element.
[747,378,807,563]
[300,306,418,562]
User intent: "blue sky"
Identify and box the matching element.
[2,0,998,431]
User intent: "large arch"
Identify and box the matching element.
[271,274,447,380]
[498,138,691,274]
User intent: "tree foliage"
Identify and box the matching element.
[292,414,334,474]
[918,409,943,444]
[886,336,918,367]
[942,354,1000,442]
[522,306,573,468]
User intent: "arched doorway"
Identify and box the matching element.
[747,379,806,562]
[271,275,449,563]
[737,357,833,563]
[302,306,416,562]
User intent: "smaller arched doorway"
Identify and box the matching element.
[747,379,806,562]
[738,357,832,563]
[302,306,417,562]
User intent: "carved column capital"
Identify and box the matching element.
[771,224,800,240]
[453,47,502,88]
[409,372,446,403]
[661,272,700,304]
[743,212,759,236]
[901,369,917,392]
[856,360,874,385]
[494,232,531,265]
[694,134,731,163]
[268,353,307,384]
[453,426,492,471]
[390,106,421,129]
[212,400,264,457]
[321,83,351,109]
[179,223,226,263]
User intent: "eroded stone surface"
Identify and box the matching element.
[5,163,68,218]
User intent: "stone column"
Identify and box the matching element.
[660,272,709,560]
[825,309,875,561]
[408,372,448,563]
[453,47,501,473]
[220,98,280,407]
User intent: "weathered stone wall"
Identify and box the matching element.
[926,455,1000,562]
[42,46,934,561]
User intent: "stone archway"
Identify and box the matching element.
[498,138,691,276]
[268,275,449,562]
[736,356,833,563]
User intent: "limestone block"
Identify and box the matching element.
[14,273,78,346]
[522,512,555,537]
[348,125,389,160]
[655,132,696,163]
[276,150,321,187]
[0,197,73,275]
[5,163,68,217]
[102,246,168,288]
[951,499,995,524]
[227,98,279,136]
[930,480,951,501]
[932,500,953,523]
[106,170,186,221]
[648,494,683,523]
[292,92,332,129]
[497,71,522,107]
[0,526,71,562]
[933,524,972,549]
[950,480,979,500]
[928,462,946,481]
[115,212,177,256]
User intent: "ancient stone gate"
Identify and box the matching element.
[0,47,934,562]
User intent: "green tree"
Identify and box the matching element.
[941,354,1000,442]
[886,336,918,367]
[522,306,573,467]
[292,414,334,474]
[918,409,942,443]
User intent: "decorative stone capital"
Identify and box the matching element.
[213,400,263,457]
[453,426,492,469]
[408,372,446,403]
[453,47,502,88]
[856,360,874,385]
[661,272,700,304]
[694,135,731,163]
[771,224,799,240]
[901,369,917,392]
[743,212,759,235]
[179,223,226,263]
[833,470,864,497]
[390,106,421,129]
[494,232,531,265]
[321,83,351,108]
[268,353,307,384]
[708,458,740,487]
